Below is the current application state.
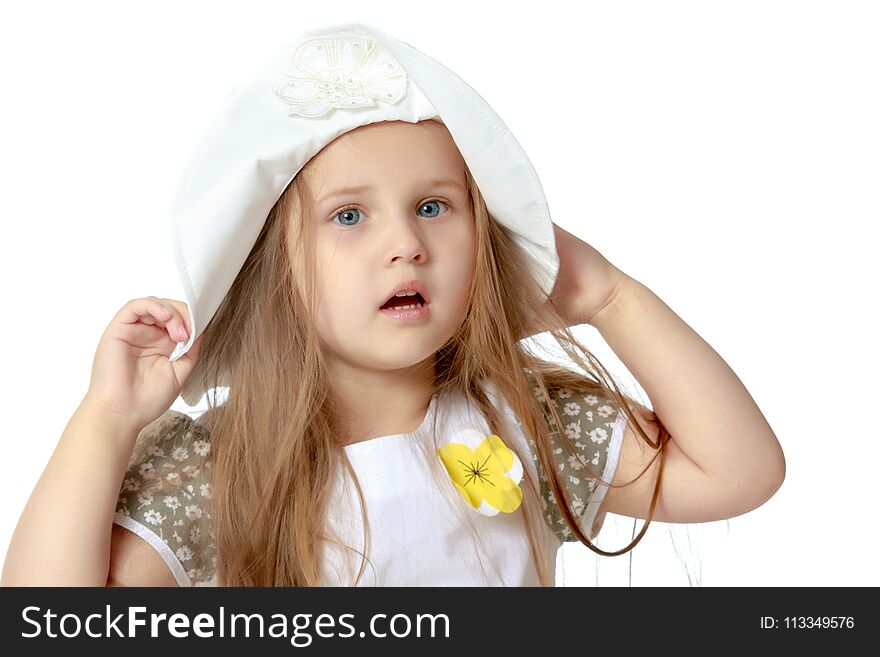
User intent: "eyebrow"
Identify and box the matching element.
[316,179,466,204]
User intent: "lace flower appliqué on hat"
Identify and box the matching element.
[272,35,407,118]
[437,429,524,516]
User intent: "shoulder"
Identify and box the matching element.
[113,409,216,586]
[521,369,628,543]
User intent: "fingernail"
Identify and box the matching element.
[178,325,188,339]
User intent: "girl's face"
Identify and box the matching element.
[305,120,476,372]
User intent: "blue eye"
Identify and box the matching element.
[331,199,451,228]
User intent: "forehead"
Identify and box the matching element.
[305,120,466,187]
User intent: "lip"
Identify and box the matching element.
[379,300,431,323]
[379,278,431,308]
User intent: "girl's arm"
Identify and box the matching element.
[1,399,142,586]
[107,524,179,587]
[592,274,786,522]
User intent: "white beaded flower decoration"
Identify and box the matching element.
[272,35,408,118]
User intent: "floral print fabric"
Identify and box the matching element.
[112,373,625,585]
[113,410,217,586]
[524,371,627,542]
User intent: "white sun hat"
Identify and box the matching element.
[167,20,558,369]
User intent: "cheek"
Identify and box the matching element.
[438,225,477,308]
[315,248,373,326]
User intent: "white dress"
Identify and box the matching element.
[113,377,627,586]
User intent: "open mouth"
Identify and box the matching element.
[380,292,426,311]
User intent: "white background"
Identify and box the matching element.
[1,0,877,587]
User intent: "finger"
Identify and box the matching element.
[170,331,204,380]
[144,297,188,341]
[179,330,204,363]
[118,298,170,326]
[119,298,183,342]
[153,297,190,341]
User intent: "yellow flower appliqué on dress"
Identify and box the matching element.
[437,429,524,516]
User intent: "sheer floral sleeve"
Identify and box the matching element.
[524,371,628,543]
[112,410,217,586]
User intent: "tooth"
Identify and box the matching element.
[385,301,423,311]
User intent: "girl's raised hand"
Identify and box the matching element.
[545,222,629,327]
[82,296,205,432]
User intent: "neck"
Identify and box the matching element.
[330,355,435,445]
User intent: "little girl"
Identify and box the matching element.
[2,22,785,587]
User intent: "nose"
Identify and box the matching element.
[385,213,427,265]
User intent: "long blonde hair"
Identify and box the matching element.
[175,119,669,586]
